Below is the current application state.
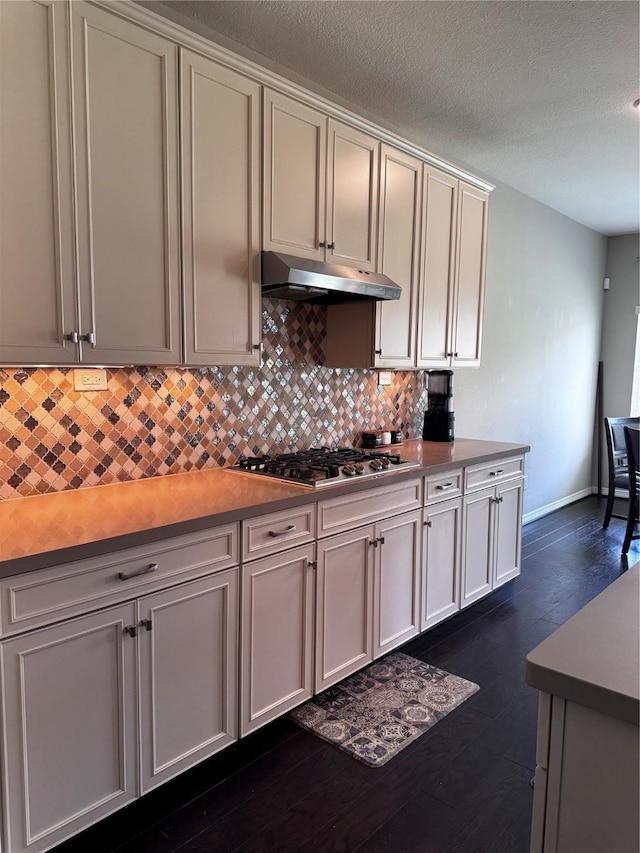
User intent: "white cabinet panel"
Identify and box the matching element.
[241,545,315,735]
[181,51,261,366]
[138,570,238,792]
[461,488,494,606]
[316,527,374,691]
[71,1,181,364]
[0,0,77,364]
[422,497,462,630]
[374,509,421,657]
[1,605,138,853]
[493,479,523,588]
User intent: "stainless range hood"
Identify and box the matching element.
[261,251,402,304]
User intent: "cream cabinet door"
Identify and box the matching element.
[138,569,238,793]
[373,509,421,658]
[451,182,488,367]
[181,51,261,366]
[461,487,494,606]
[71,2,181,364]
[1,604,138,853]
[263,90,326,260]
[374,146,422,368]
[241,545,315,736]
[0,0,78,364]
[316,526,374,691]
[327,120,379,270]
[422,497,462,630]
[416,166,458,368]
[493,479,523,588]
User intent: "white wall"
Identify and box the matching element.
[600,234,639,419]
[453,182,607,519]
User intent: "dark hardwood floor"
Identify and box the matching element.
[53,496,637,853]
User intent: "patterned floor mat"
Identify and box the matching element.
[291,652,480,767]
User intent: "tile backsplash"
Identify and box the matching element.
[0,299,428,499]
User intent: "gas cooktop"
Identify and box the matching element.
[231,447,419,488]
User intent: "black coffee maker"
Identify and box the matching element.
[422,370,455,442]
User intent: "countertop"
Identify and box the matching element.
[0,437,529,576]
[526,565,640,727]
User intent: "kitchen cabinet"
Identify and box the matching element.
[315,525,375,691]
[240,544,315,736]
[181,50,261,366]
[422,496,462,630]
[373,509,421,658]
[0,527,239,853]
[461,457,524,606]
[0,0,182,366]
[70,1,182,365]
[0,0,77,365]
[417,170,489,368]
[324,146,422,369]
[263,90,379,269]
[138,570,238,793]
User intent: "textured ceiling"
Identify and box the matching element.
[151,0,639,236]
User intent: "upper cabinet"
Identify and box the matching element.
[0,0,182,366]
[0,1,490,369]
[324,145,422,369]
[181,51,261,366]
[263,90,379,270]
[417,169,488,369]
[71,2,182,365]
[0,0,77,365]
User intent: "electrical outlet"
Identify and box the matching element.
[378,371,392,386]
[73,368,107,392]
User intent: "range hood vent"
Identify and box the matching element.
[261,251,402,304]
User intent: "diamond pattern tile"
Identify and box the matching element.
[0,299,428,498]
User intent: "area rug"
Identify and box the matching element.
[291,652,479,767]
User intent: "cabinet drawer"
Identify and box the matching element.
[425,469,462,503]
[318,478,422,537]
[242,505,316,561]
[0,524,238,637]
[464,456,524,492]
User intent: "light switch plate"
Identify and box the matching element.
[378,371,392,386]
[73,368,107,392]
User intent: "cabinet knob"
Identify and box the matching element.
[308,560,318,570]
[139,618,153,632]
[80,331,96,345]
[424,519,432,527]
[319,241,326,248]
[65,331,79,344]
[375,348,383,356]
[370,539,378,548]
[327,242,335,250]
[124,625,137,638]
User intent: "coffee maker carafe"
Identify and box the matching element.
[422,370,455,442]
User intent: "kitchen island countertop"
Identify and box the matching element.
[526,565,639,726]
[0,437,529,576]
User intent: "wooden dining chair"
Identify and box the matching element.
[602,417,638,528]
[622,425,639,555]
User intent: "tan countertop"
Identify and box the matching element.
[526,566,640,727]
[0,438,529,576]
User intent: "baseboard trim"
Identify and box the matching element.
[523,488,596,525]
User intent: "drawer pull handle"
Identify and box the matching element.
[118,563,159,581]
[139,619,153,631]
[268,524,296,538]
[436,482,454,490]
[124,625,137,638]
[308,560,318,570]
[489,469,504,477]
[424,519,432,527]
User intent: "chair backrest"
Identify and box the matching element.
[624,426,640,485]
[604,417,639,473]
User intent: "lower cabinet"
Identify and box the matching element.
[1,569,238,853]
[461,478,523,606]
[422,497,462,630]
[240,544,315,736]
[315,510,421,692]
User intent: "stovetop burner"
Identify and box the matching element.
[231,447,418,488]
